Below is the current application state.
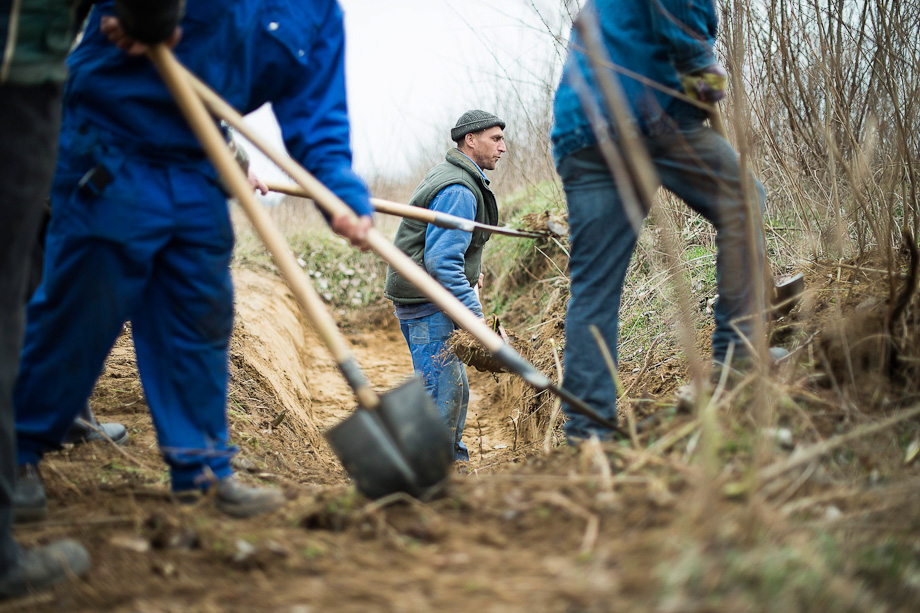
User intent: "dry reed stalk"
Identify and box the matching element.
[588,325,638,448]
[483,473,651,486]
[542,339,564,454]
[580,436,615,501]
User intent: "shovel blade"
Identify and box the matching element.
[771,272,805,319]
[375,377,454,496]
[325,410,420,500]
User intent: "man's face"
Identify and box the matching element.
[465,126,506,171]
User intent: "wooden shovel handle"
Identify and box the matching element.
[171,60,635,432]
[267,181,442,226]
[178,65,510,357]
[266,182,544,239]
[146,45,379,410]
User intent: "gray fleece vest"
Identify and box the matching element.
[384,148,498,304]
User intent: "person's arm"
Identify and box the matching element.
[649,0,718,75]
[266,1,373,248]
[424,185,482,317]
[648,0,725,102]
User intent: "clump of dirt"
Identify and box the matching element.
[519,209,569,236]
[446,316,524,374]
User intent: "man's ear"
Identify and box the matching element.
[465,132,476,149]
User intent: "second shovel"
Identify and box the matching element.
[148,45,453,500]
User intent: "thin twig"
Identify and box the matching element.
[589,325,637,448]
[830,261,909,278]
[622,335,660,400]
[543,340,564,454]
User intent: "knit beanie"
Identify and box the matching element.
[450,110,506,142]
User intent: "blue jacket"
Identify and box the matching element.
[425,183,482,316]
[551,0,717,162]
[63,0,372,217]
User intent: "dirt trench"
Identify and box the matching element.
[11,267,552,612]
[226,267,519,469]
[13,255,920,612]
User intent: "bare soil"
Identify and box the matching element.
[6,252,920,612]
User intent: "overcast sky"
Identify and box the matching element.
[242,0,573,193]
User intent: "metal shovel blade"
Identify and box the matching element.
[374,377,454,496]
[324,378,453,500]
[325,410,420,500]
[772,272,805,318]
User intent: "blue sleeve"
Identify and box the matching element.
[267,1,373,218]
[424,185,482,317]
[650,0,719,74]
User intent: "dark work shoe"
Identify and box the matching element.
[64,420,129,446]
[214,476,286,519]
[13,465,47,524]
[0,539,90,600]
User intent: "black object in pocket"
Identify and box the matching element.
[76,164,113,199]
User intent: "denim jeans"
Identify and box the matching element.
[399,311,470,461]
[558,122,766,441]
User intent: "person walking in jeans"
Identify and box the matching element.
[385,110,507,461]
[551,0,769,442]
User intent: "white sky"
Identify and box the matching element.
[241,0,572,195]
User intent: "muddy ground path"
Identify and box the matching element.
[7,268,572,613]
[8,255,920,613]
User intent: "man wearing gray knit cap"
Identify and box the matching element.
[385,110,506,462]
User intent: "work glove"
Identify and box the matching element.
[114,0,185,44]
[680,63,727,103]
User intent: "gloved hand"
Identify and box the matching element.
[114,0,185,44]
[681,63,727,103]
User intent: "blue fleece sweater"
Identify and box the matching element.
[551,0,718,161]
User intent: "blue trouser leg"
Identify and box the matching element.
[558,122,766,440]
[130,167,235,490]
[651,124,766,361]
[15,132,236,491]
[399,311,470,461]
[558,147,639,441]
[14,233,148,466]
[15,147,168,467]
[0,83,62,578]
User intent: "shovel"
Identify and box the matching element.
[174,59,629,439]
[265,182,547,239]
[148,45,453,500]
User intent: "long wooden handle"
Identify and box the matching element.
[267,181,439,226]
[266,182,545,239]
[179,66,510,357]
[147,45,379,410]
